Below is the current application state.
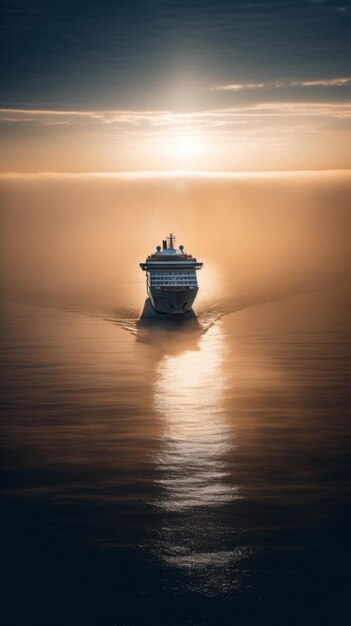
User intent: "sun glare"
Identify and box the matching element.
[172,135,204,158]
[154,133,210,167]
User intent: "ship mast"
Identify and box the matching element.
[167,233,176,250]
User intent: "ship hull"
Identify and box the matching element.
[148,287,198,314]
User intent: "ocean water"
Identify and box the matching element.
[0,287,350,626]
[0,171,350,625]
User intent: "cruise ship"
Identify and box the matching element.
[139,234,203,314]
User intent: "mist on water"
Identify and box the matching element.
[0,171,350,315]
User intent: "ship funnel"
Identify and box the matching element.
[162,240,167,250]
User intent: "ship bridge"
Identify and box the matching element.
[139,233,203,271]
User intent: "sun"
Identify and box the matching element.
[152,132,211,169]
[171,135,204,158]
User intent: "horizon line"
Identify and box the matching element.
[0,168,350,178]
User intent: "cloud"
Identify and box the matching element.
[215,82,266,91]
[0,107,167,126]
[299,78,351,87]
[215,77,351,91]
[0,102,350,132]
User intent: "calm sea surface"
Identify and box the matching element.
[1,290,350,626]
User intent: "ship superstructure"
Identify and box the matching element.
[139,234,203,314]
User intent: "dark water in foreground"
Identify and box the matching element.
[0,290,350,626]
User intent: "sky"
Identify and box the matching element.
[0,0,350,171]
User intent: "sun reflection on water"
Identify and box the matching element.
[152,324,248,592]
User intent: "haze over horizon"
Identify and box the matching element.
[1,0,350,172]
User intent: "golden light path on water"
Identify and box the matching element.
[152,324,249,591]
